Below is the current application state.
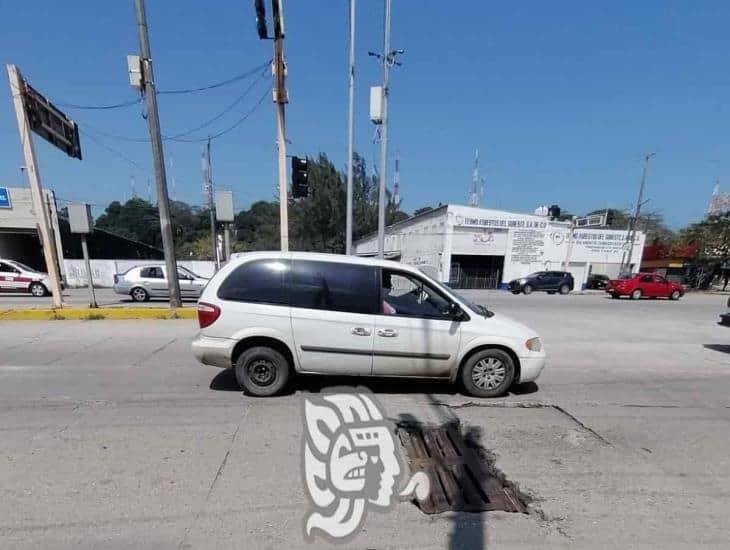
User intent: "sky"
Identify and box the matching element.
[2,1,730,229]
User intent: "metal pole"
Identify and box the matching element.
[80,235,97,308]
[205,138,219,271]
[562,219,576,271]
[133,0,182,307]
[273,28,289,251]
[624,153,654,274]
[224,224,231,262]
[345,0,356,255]
[377,0,392,259]
[6,64,64,308]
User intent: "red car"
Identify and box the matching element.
[606,273,684,300]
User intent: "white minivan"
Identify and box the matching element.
[192,252,546,397]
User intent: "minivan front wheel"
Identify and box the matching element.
[235,346,290,396]
[461,348,515,398]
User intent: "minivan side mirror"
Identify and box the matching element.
[448,302,465,320]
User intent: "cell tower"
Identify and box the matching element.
[467,149,482,207]
[392,151,401,206]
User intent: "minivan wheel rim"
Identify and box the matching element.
[472,358,506,390]
[248,359,276,386]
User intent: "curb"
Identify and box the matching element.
[0,308,197,321]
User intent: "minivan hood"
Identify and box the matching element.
[473,310,539,340]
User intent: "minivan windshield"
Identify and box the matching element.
[426,275,494,318]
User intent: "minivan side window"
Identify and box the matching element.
[289,260,377,314]
[380,269,452,318]
[217,259,288,305]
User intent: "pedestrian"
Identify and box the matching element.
[723,272,729,292]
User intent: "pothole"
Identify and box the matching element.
[396,421,530,514]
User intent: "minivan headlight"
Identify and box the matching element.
[525,337,542,352]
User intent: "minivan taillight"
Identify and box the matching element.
[197,302,221,328]
[113,274,120,284]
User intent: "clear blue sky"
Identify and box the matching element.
[2,1,730,229]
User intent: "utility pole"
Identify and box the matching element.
[376,0,394,258]
[345,0,356,255]
[623,153,655,274]
[6,65,64,308]
[272,3,289,252]
[133,0,181,307]
[203,138,218,271]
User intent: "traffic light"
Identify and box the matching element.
[292,156,309,198]
[254,0,268,39]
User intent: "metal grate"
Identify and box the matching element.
[397,423,528,514]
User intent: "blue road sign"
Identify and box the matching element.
[0,187,11,209]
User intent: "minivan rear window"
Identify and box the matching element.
[289,260,377,314]
[217,259,288,304]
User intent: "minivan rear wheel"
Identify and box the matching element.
[235,346,290,397]
[461,348,515,398]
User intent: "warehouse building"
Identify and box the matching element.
[354,204,646,289]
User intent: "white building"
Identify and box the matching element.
[354,204,645,289]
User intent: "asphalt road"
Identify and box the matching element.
[1,292,729,549]
[0,287,198,308]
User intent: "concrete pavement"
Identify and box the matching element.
[0,292,729,548]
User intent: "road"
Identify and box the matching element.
[0,287,198,308]
[1,292,729,549]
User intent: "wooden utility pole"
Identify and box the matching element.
[133,0,182,307]
[623,153,655,274]
[273,9,289,251]
[6,64,64,308]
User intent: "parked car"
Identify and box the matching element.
[192,252,546,398]
[586,273,610,290]
[606,273,684,300]
[0,258,55,297]
[508,271,574,295]
[113,264,208,302]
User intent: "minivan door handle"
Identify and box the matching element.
[351,327,371,336]
[376,328,398,338]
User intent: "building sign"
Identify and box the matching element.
[510,228,545,265]
[452,214,547,230]
[572,231,629,255]
[0,187,10,209]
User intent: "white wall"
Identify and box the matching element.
[63,259,217,287]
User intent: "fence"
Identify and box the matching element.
[62,260,216,288]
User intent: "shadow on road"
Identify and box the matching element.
[208,368,539,398]
[703,344,730,354]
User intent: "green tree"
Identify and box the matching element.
[234,200,281,251]
[290,153,346,252]
[677,214,730,259]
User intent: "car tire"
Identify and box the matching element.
[547,291,556,295]
[631,289,642,300]
[559,284,570,295]
[29,282,48,297]
[461,348,516,398]
[235,346,291,397]
[670,290,681,301]
[131,287,149,302]
[611,293,620,299]
[511,291,520,295]
[523,284,533,295]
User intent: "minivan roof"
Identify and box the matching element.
[228,251,423,272]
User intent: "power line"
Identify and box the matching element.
[163,68,268,140]
[56,98,142,111]
[157,60,271,95]
[80,127,149,171]
[52,60,269,110]
[167,87,270,143]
